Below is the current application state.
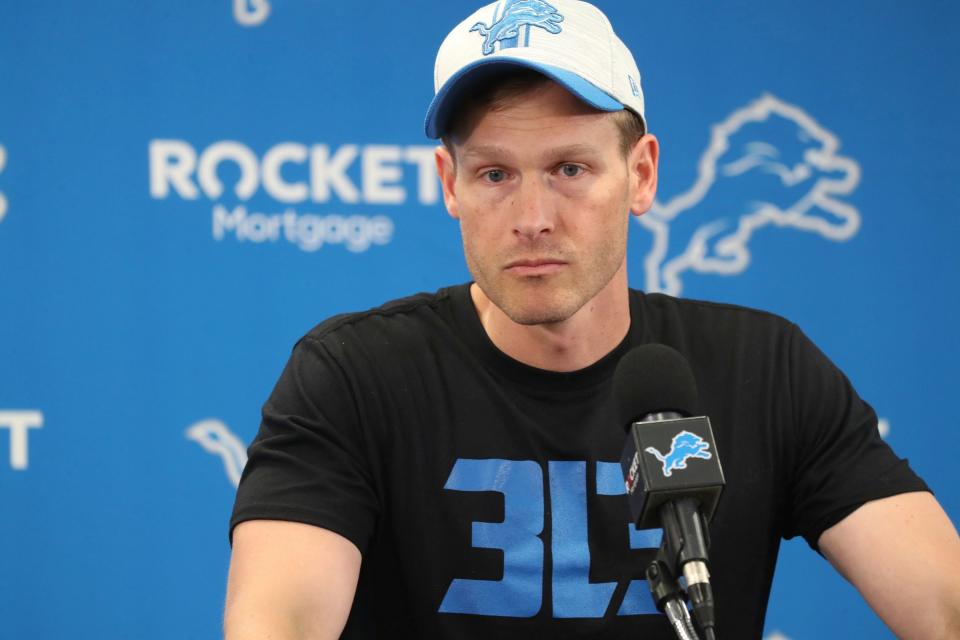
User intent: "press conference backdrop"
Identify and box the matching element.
[1,1,957,638]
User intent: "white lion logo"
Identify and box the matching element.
[641,94,861,296]
[186,418,247,487]
[233,0,270,27]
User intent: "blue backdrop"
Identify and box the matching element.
[1,2,957,638]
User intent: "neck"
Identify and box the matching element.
[471,263,631,372]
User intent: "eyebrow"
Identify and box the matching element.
[459,143,601,162]
[459,144,513,160]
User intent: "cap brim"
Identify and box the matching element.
[424,57,624,139]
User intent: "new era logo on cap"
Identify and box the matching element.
[425,0,646,139]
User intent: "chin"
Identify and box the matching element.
[505,308,572,326]
[497,289,585,326]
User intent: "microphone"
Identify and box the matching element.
[613,344,725,640]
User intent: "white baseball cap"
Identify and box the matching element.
[425,0,646,139]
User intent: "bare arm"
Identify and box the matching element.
[819,491,960,640]
[224,520,361,640]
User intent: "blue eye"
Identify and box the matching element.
[560,164,582,177]
[486,169,506,183]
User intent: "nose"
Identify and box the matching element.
[512,176,555,241]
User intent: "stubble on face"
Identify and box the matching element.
[462,218,629,327]
[451,83,634,328]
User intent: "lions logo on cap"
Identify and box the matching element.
[471,0,564,55]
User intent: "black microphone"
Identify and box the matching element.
[614,344,725,640]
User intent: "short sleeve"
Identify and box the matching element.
[782,325,929,550]
[229,335,380,553]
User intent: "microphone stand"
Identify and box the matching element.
[646,544,699,640]
[646,497,719,640]
[660,497,718,639]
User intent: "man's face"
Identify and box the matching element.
[436,81,658,326]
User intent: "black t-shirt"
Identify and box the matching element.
[230,284,928,638]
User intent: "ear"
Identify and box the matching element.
[435,145,460,220]
[627,133,659,217]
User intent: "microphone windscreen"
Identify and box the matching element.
[612,343,698,428]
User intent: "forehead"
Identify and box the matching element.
[451,81,621,153]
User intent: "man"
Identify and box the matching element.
[224,1,960,638]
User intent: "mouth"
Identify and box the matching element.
[504,258,567,277]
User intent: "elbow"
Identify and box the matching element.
[940,603,960,640]
[917,593,960,640]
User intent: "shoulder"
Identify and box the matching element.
[630,290,805,405]
[273,286,473,421]
[298,285,466,361]
[635,289,796,344]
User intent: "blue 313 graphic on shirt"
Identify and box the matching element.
[439,458,662,618]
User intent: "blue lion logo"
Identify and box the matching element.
[470,0,564,56]
[645,430,712,478]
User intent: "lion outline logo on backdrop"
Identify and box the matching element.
[186,418,247,487]
[471,0,564,55]
[233,0,270,27]
[641,93,861,296]
[644,430,713,478]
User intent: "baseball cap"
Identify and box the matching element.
[424,0,646,139]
